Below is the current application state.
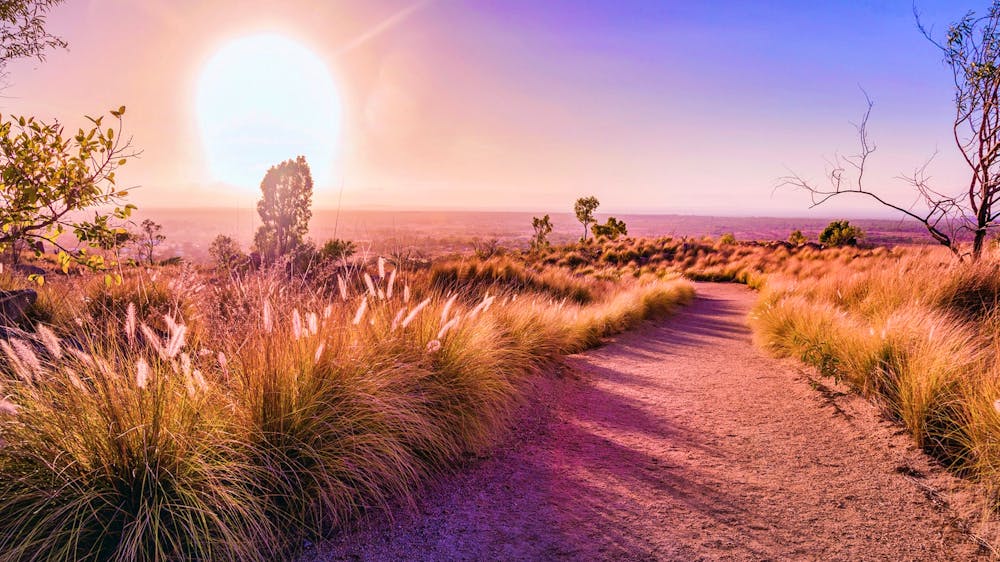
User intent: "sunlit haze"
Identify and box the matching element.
[2,0,991,216]
[196,33,341,191]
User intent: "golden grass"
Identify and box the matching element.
[749,246,1000,488]
[0,258,692,560]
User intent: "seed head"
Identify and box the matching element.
[401,298,431,328]
[0,398,17,417]
[125,302,137,345]
[353,297,369,325]
[135,357,150,390]
[292,308,303,340]
[263,300,274,333]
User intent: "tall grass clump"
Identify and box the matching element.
[750,248,1000,489]
[0,257,692,560]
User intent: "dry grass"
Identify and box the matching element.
[750,247,1000,491]
[0,256,692,560]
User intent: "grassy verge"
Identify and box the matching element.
[750,249,1000,490]
[0,261,692,560]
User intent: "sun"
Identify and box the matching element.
[196,33,341,191]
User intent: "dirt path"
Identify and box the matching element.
[309,283,986,561]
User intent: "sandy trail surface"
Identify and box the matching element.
[309,283,986,561]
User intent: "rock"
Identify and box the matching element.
[0,289,37,322]
[12,264,45,276]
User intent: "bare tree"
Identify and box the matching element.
[783,3,1000,261]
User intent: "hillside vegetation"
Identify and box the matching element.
[0,257,692,560]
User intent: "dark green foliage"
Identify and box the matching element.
[319,238,356,262]
[788,229,807,245]
[573,196,599,241]
[530,214,553,251]
[819,220,863,247]
[591,217,628,240]
[718,232,736,245]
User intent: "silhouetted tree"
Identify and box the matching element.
[784,3,1000,261]
[254,156,313,262]
[0,1,67,78]
[531,214,553,251]
[574,196,599,241]
[137,219,164,265]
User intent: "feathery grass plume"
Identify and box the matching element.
[125,301,137,344]
[292,309,303,340]
[387,269,397,299]
[263,299,273,333]
[135,357,150,389]
[364,272,377,297]
[217,351,229,381]
[323,303,333,319]
[378,256,386,279]
[403,284,411,303]
[437,317,460,340]
[65,368,86,392]
[440,294,458,326]
[401,297,431,328]
[391,307,407,331]
[11,339,42,379]
[353,296,369,325]
[313,342,325,364]
[35,324,62,359]
[140,322,167,359]
[0,339,30,381]
[68,347,94,366]
[467,294,494,320]
[193,369,208,392]
[307,311,318,336]
[0,398,17,416]
[426,339,442,354]
[164,322,187,359]
[338,275,348,301]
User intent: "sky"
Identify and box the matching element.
[1,0,992,216]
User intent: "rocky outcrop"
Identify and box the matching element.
[0,289,37,323]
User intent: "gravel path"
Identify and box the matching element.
[308,283,986,561]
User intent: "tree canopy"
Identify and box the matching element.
[254,156,313,262]
[0,107,137,270]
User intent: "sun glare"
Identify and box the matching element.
[196,33,341,191]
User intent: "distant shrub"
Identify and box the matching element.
[718,232,736,245]
[591,217,628,240]
[319,238,356,262]
[209,235,248,273]
[472,238,502,259]
[788,229,807,246]
[819,220,863,247]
